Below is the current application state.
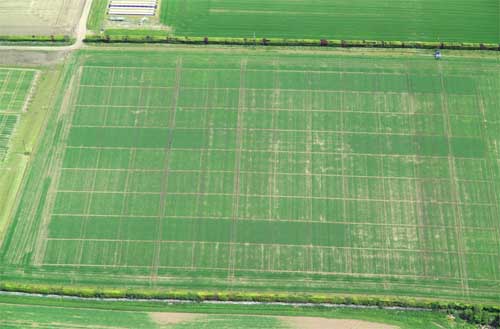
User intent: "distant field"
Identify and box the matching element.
[1,48,500,303]
[160,0,499,42]
[0,0,84,36]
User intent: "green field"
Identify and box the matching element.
[160,0,500,42]
[0,294,475,328]
[1,47,499,304]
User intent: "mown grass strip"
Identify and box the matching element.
[86,0,110,32]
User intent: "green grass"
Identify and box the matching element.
[160,0,499,43]
[0,294,476,329]
[1,47,499,304]
[0,68,38,239]
[87,0,109,32]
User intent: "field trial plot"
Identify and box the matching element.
[0,69,37,162]
[1,49,500,302]
[0,0,85,36]
[160,0,500,43]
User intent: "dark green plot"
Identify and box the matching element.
[463,228,499,253]
[450,115,482,137]
[133,149,167,169]
[379,114,410,134]
[244,110,274,129]
[447,95,478,115]
[43,240,80,264]
[413,115,445,135]
[128,171,164,193]
[460,204,497,228]
[451,137,485,158]
[275,111,308,131]
[81,67,114,85]
[120,217,158,241]
[72,107,106,126]
[104,107,141,127]
[466,254,499,280]
[52,192,88,214]
[62,148,99,168]
[169,150,203,170]
[313,175,343,198]
[79,240,120,265]
[344,200,385,223]
[58,169,95,191]
[162,218,232,243]
[415,157,450,179]
[343,112,379,133]
[312,72,344,91]
[409,75,442,93]
[272,197,311,221]
[67,127,168,148]
[457,180,493,204]
[93,170,128,192]
[88,192,125,215]
[98,149,132,168]
[127,193,161,216]
[119,241,155,266]
[85,216,121,239]
[245,70,276,89]
[192,242,231,268]
[343,154,383,177]
[444,76,476,95]
[159,242,195,267]
[350,224,386,249]
[415,136,449,156]
[77,86,109,105]
[47,216,84,239]
[454,158,488,180]
[377,74,408,93]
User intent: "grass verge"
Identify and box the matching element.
[0,293,477,329]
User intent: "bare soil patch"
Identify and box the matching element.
[0,0,86,36]
[149,312,201,325]
[280,316,399,329]
[0,50,69,67]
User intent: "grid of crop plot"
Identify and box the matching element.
[0,69,36,113]
[0,69,36,162]
[10,52,498,300]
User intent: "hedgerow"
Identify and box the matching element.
[0,35,73,45]
[84,34,500,51]
[0,282,498,326]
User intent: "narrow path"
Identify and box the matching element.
[0,0,94,52]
